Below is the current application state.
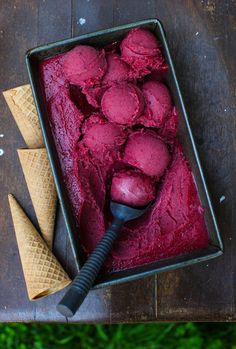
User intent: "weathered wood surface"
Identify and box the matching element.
[0,0,235,322]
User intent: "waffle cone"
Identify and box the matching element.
[17,148,57,250]
[8,194,71,300]
[3,85,44,148]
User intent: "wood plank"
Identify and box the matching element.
[0,0,72,322]
[72,0,114,36]
[0,0,40,323]
[151,0,236,321]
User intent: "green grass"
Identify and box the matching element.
[0,323,236,349]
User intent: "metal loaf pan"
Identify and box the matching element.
[26,19,223,289]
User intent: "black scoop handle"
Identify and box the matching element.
[57,218,124,317]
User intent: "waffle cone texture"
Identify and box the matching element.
[8,194,71,300]
[3,84,44,148]
[17,148,57,250]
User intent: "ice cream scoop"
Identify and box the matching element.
[63,45,107,86]
[101,83,144,125]
[57,200,151,318]
[123,130,170,178]
[111,170,156,207]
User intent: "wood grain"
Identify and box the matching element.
[0,0,235,322]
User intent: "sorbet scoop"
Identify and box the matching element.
[57,201,150,318]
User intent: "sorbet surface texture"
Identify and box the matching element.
[40,28,208,272]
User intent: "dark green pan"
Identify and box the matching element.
[25,19,223,289]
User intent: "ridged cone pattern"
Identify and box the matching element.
[17,148,57,250]
[3,84,44,148]
[8,194,71,300]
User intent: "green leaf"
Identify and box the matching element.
[0,322,235,349]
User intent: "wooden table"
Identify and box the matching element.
[0,0,235,323]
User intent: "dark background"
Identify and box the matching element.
[0,0,235,323]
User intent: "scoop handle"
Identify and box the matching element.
[57,217,124,318]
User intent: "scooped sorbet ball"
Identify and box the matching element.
[63,45,107,86]
[101,83,144,125]
[103,53,130,85]
[141,80,172,127]
[111,170,156,207]
[123,131,170,178]
[83,116,126,160]
[120,28,164,76]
